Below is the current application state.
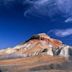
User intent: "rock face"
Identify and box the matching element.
[0,33,72,59]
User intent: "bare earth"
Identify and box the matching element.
[0,33,72,72]
[0,55,72,72]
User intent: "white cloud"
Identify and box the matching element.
[24,0,72,17]
[1,0,72,23]
[48,28,72,37]
[65,17,72,23]
[24,0,59,17]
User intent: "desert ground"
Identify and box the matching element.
[0,55,72,72]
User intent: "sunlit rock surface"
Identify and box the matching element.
[0,33,71,59]
[0,33,72,72]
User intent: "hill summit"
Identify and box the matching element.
[0,33,72,72]
[0,33,72,59]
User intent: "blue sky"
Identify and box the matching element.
[0,0,72,49]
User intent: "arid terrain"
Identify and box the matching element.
[0,55,71,72]
[0,33,72,72]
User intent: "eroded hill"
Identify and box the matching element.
[0,33,72,72]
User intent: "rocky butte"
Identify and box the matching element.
[0,33,72,72]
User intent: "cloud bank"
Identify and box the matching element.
[23,0,72,22]
[0,0,72,22]
[24,0,60,17]
[48,28,72,37]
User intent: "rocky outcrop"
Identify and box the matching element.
[0,33,71,59]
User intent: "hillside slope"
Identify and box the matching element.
[0,33,72,72]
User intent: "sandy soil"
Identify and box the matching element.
[0,55,70,72]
